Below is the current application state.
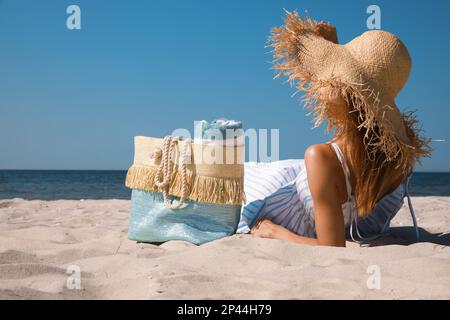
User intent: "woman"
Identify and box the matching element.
[249,11,431,247]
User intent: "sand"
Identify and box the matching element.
[0,197,449,299]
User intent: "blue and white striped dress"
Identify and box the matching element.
[237,159,318,237]
[237,143,419,241]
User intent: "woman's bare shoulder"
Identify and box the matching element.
[304,144,342,179]
[305,143,336,163]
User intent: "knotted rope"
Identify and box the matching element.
[152,136,191,209]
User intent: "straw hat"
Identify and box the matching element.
[270,11,430,170]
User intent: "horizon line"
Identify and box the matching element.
[1,169,450,174]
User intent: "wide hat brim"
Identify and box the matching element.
[270,11,430,169]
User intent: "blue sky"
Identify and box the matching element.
[0,0,449,171]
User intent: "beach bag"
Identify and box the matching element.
[125,135,245,245]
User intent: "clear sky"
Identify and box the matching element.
[0,0,449,171]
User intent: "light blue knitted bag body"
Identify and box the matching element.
[128,190,241,244]
[125,130,245,245]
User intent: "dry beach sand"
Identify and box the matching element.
[0,197,449,299]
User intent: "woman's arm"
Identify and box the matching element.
[305,144,346,246]
[251,144,346,247]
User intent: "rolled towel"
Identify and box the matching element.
[195,118,244,146]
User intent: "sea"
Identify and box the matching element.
[0,170,449,200]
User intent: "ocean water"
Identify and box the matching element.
[0,170,130,200]
[0,170,449,200]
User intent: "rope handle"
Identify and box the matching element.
[151,136,192,210]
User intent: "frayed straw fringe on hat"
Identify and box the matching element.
[269,10,431,171]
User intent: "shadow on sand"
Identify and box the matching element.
[365,227,450,247]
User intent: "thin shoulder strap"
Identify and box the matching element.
[330,142,352,198]
[405,174,420,241]
[350,174,420,244]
